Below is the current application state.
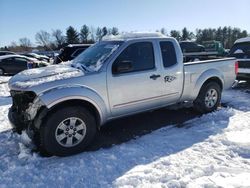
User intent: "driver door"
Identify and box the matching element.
[107,41,165,117]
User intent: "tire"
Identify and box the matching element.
[0,68,4,76]
[193,82,221,113]
[39,106,97,156]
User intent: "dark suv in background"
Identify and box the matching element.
[179,41,205,53]
[53,44,91,64]
[229,37,250,81]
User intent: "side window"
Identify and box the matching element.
[112,42,155,74]
[3,57,13,63]
[14,58,28,65]
[160,41,177,68]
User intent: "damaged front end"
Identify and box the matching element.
[8,90,45,134]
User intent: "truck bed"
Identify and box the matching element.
[180,58,236,102]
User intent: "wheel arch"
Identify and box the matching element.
[47,99,102,127]
[201,77,223,91]
[34,86,109,130]
[193,69,224,98]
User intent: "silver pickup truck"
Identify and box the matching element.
[8,33,237,156]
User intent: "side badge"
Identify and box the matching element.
[164,76,176,83]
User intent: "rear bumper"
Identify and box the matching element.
[237,72,250,80]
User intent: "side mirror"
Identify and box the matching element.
[113,60,133,74]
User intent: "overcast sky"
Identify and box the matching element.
[0,0,249,47]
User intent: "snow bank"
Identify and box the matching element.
[0,78,10,97]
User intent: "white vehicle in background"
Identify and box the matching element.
[229,37,250,81]
[22,53,50,63]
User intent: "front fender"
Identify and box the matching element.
[38,86,108,125]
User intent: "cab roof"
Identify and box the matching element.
[102,32,168,41]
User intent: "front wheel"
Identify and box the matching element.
[193,82,221,113]
[39,106,97,156]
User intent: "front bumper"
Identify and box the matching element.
[8,106,26,133]
[8,90,41,133]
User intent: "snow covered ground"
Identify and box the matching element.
[0,76,250,188]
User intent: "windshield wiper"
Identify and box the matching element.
[80,64,88,72]
[73,63,92,72]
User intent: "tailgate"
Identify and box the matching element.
[238,59,250,73]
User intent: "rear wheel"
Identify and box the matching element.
[39,106,97,156]
[193,82,221,113]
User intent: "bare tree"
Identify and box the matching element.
[52,29,65,48]
[19,37,31,47]
[35,30,52,49]
[10,41,18,47]
[19,37,32,51]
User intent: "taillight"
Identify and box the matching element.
[235,61,239,75]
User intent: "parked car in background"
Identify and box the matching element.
[229,37,250,81]
[0,51,16,56]
[203,40,227,56]
[53,44,91,64]
[179,41,205,53]
[36,51,60,59]
[0,55,48,75]
[8,33,237,156]
[22,53,50,62]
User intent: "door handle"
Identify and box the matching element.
[150,74,161,80]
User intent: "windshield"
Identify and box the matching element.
[229,42,250,58]
[72,41,123,71]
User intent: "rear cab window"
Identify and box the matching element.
[160,41,177,68]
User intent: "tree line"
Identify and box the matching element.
[160,26,248,49]
[2,25,249,52]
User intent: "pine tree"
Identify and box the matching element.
[96,27,102,41]
[170,30,181,41]
[181,27,190,41]
[160,28,167,36]
[111,27,119,35]
[222,27,228,48]
[102,27,108,37]
[80,25,90,43]
[66,26,79,44]
[215,27,222,42]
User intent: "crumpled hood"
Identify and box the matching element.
[9,65,84,89]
